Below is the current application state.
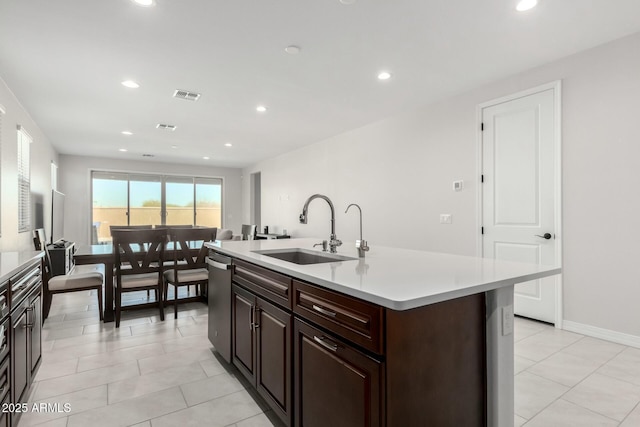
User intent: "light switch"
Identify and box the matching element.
[440,214,452,224]
[453,180,464,191]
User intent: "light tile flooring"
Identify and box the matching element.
[17,291,640,426]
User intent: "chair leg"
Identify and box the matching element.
[174,284,178,319]
[115,286,121,328]
[158,284,165,322]
[96,285,104,321]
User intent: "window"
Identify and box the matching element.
[17,125,32,233]
[91,171,223,243]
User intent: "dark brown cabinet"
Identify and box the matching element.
[210,250,486,427]
[232,284,292,425]
[7,258,43,426]
[294,319,382,427]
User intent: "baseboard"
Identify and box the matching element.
[562,320,640,349]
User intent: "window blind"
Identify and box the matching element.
[17,125,32,233]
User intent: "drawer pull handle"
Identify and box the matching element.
[312,304,337,317]
[313,335,338,352]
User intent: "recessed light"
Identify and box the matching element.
[224,143,233,147]
[119,148,128,152]
[339,0,357,4]
[133,0,154,6]
[516,0,538,11]
[203,156,210,160]
[121,80,140,89]
[256,105,267,113]
[171,145,178,149]
[121,131,133,136]
[284,45,301,55]
[377,71,392,80]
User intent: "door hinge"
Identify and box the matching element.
[481,123,484,131]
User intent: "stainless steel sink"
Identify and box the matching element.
[252,248,356,265]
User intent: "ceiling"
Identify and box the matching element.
[1,0,640,168]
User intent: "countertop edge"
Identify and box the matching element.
[206,241,562,310]
[0,251,44,284]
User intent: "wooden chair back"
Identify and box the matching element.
[168,227,217,271]
[112,228,167,277]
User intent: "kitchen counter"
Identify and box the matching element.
[0,251,44,283]
[205,238,560,310]
[207,238,561,427]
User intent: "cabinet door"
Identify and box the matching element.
[11,309,29,404]
[29,293,42,373]
[294,319,382,427]
[232,284,255,381]
[255,297,291,426]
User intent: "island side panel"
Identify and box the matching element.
[385,292,486,427]
[485,285,515,427]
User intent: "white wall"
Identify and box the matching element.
[58,155,243,246]
[243,32,640,339]
[0,77,58,252]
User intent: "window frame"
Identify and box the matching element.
[90,170,224,240]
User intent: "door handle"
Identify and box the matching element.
[535,233,552,240]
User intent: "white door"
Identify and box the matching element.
[481,84,560,324]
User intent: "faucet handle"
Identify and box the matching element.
[357,239,369,251]
[313,240,328,252]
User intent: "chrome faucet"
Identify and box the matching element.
[299,194,342,253]
[345,203,369,258]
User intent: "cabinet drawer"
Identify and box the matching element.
[233,259,291,308]
[293,280,383,355]
[0,318,8,362]
[0,355,8,402]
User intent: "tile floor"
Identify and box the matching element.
[17,291,640,426]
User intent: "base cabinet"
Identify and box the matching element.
[294,319,382,427]
[6,258,43,427]
[212,252,486,427]
[232,284,292,425]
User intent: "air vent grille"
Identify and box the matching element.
[156,124,177,131]
[173,89,201,101]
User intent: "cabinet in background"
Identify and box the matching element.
[8,258,42,427]
[46,242,74,276]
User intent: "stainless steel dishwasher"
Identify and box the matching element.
[207,251,232,363]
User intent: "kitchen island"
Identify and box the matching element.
[205,238,561,427]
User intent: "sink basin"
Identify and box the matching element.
[252,248,356,265]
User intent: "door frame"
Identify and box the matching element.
[475,80,563,328]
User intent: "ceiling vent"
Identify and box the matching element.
[173,89,201,101]
[156,123,177,131]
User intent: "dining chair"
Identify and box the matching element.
[112,228,167,327]
[33,228,104,320]
[110,225,156,299]
[163,227,217,319]
[241,224,257,240]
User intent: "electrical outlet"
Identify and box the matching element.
[440,214,452,224]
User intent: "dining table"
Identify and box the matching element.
[74,242,207,322]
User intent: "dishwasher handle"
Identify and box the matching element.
[207,258,231,270]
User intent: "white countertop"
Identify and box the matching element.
[206,238,561,310]
[0,251,44,284]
